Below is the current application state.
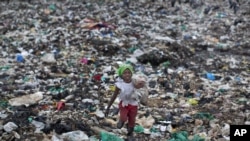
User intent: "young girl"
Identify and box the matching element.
[105,63,145,139]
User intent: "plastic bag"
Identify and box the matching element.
[100,132,124,141]
[169,131,189,141]
[132,72,149,105]
[8,92,44,107]
[61,130,89,141]
[132,72,148,85]
[193,112,214,120]
[169,131,205,141]
[134,125,144,133]
[3,122,18,132]
[192,135,205,141]
[188,98,198,105]
[137,85,149,105]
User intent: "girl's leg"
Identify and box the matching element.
[118,101,129,128]
[127,105,138,135]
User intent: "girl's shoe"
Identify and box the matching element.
[117,120,125,129]
[127,127,134,136]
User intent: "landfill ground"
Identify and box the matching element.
[0,0,249,141]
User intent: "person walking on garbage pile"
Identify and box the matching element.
[105,63,146,140]
[228,0,239,14]
[123,0,130,8]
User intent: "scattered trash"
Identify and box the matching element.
[134,125,144,133]
[3,122,18,133]
[61,130,89,141]
[8,92,44,107]
[100,131,124,141]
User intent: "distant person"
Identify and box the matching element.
[228,0,239,14]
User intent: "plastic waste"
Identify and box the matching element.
[89,136,99,141]
[51,135,62,141]
[0,112,8,119]
[61,130,89,141]
[159,125,167,132]
[132,73,149,105]
[194,112,214,120]
[149,132,162,138]
[169,131,188,141]
[0,65,10,71]
[16,54,25,62]
[8,92,44,107]
[188,98,198,105]
[134,125,144,133]
[31,120,45,133]
[0,100,9,108]
[41,53,56,63]
[80,57,88,65]
[94,110,105,118]
[100,132,124,141]
[49,4,56,11]
[136,115,155,129]
[3,122,18,132]
[205,73,215,80]
[13,131,21,139]
[56,100,65,111]
[169,131,205,141]
[109,85,116,92]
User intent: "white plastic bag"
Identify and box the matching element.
[61,130,89,141]
[132,73,149,105]
[8,92,44,107]
[41,53,56,63]
[3,122,18,132]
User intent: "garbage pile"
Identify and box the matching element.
[0,0,249,140]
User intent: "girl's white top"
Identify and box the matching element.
[115,78,138,107]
